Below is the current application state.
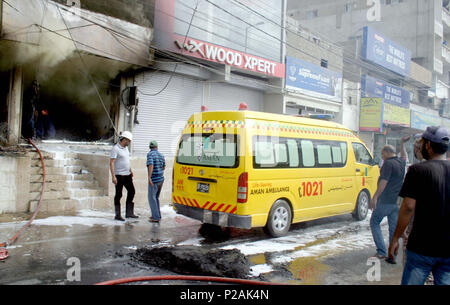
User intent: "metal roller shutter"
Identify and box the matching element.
[207,83,263,112]
[132,71,202,157]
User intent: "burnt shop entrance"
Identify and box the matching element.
[20,56,125,142]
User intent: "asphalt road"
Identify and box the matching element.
[0,205,404,285]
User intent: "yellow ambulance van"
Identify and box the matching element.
[172,111,379,237]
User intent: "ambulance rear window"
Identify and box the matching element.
[176,134,239,168]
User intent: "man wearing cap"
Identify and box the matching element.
[389,126,450,285]
[147,140,166,223]
[110,131,138,221]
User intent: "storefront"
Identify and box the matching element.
[131,0,286,156]
[132,70,265,157]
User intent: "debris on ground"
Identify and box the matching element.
[132,245,251,279]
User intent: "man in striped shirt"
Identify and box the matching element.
[147,140,166,223]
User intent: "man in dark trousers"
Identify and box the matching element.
[389,126,450,285]
[109,131,138,221]
[369,145,406,261]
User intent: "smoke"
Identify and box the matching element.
[1,0,138,140]
[0,0,77,74]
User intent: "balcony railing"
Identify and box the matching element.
[443,45,450,64]
[443,7,450,28]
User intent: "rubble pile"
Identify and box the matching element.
[132,246,251,279]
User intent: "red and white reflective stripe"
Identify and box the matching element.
[173,196,237,214]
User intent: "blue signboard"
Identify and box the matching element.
[411,111,441,131]
[286,56,342,103]
[362,26,411,77]
[361,75,411,108]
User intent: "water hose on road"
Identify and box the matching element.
[0,139,46,261]
[96,275,279,285]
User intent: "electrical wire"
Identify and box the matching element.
[3,0,434,98]
[135,0,198,97]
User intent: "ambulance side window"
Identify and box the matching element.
[300,140,316,167]
[287,139,299,167]
[352,143,373,165]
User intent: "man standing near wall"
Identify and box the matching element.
[110,131,138,221]
[147,140,165,223]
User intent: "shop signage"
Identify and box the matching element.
[411,111,441,131]
[383,103,410,127]
[360,98,384,132]
[285,56,343,103]
[361,75,410,108]
[362,26,411,77]
[174,37,285,78]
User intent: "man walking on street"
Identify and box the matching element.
[369,145,406,261]
[147,140,165,223]
[110,131,138,221]
[389,126,450,285]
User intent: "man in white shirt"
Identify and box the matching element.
[110,131,138,221]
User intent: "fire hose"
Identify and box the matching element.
[96,275,279,285]
[0,139,46,261]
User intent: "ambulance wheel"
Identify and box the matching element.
[265,200,292,238]
[352,191,369,221]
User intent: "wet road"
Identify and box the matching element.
[0,206,404,285]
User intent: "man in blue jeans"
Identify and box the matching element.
[389,126,450,285]
[369,145,406,261]
[147,140,166,223]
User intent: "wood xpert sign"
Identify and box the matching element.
[154,0,285,79]
[174,38,282,77]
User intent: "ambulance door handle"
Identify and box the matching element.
[355,169,361,173]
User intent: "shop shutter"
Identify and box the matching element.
[207,83,263,112]
[132,71,202,158]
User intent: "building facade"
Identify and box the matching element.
[287,0,446,161]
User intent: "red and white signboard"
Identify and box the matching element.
[173,36,284,77]
[155,0,285,79]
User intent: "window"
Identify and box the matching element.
[177,134,239,168]
[253,136,347,169]
[306,9,318,20]
[321,59,328,68]
[309,140,348,168]
[255,141,275,166]
[352,143,373,165]
[300,140,315,167]
[253,137,299,168]
[317,144,332,165]
[344,3,352,13]
[287,139,300,167]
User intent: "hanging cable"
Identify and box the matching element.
[53,2,119,136]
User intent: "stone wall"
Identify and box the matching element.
[0,154,31,213]
[77,153,174,211]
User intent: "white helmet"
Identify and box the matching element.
[120,131,133,141]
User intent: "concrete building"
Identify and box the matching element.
[287,0,444,161]
[284,17,347,125]
[0,0,288,215]
[0,0,153,214]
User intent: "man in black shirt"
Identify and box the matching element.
[389,126,450,285]
[369,145,406,260]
